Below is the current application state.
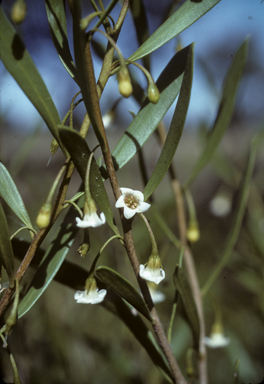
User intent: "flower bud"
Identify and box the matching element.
[187,221,200,242]
[36,203,52,229]
[78,243,90,258]
[11,0,27,25]
[118,67,133,98]
[139,255,165,285]
[5,279,19,338]
[147,83,160,104]
[50,138,59,155]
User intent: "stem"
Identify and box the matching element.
[10,226,37,240]
[138,213,158,255]
[122,220,186,384]
[90,234,123,273]
[157,122,207,384]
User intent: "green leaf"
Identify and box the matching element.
[70,0,105,148]
[185,39,249,188]
[0,8,64,151]
[96,266,152,322]
[103,45,191,177]
[59,128,120,236]
[12,237,87,291]
[0,202,15,288]
[102,292,173,383]
[0,162,32,229]
[129,0,221,61]
[202,139,256,296]
[143,44,194,201]
[45,0,79,83]
[129,0,150,72]
[173,265,200,348]
[17,206,78,318]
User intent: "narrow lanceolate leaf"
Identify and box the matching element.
[143,44,194,201]
[202,140,256,297]
[0,162,32,229]
[45,0,79,83]
[69,0,105,149]
[173,265,200,349]
[102,292,173,383]
[103,45,191,177]
[0,202,15,288]
[129,0,221,61]
[17,205,78,318]
[59,128,120,236]
[96,266,152,322]
[185,39,249,188]
[0,9,63,152]
[129,0,150,72]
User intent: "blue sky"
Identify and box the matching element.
[1,0,263,132]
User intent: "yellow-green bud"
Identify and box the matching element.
[36,203,52,229]
[187,221,200,242]
[11,0,27,25]
[118,67,133,98]
[147,83,160,104]
[5,279,19,338]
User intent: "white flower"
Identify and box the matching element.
[115,188,150,219]
[76,211,106,228]
[74,287,107,304]
[204,333,230,348]
[139,256,165,285]
[148,287,166,303]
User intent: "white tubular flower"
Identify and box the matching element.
[76,212,106,228]
[204,323,230,348]
[204,333,230,348]
[74,276,107,304]
[115,188,150,219]
[76,200,106,228]
[139,255,165,285]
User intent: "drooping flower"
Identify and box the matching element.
[74,276,107,304]
[139,255,165,285]
[204,323,230,348]
[76,200,106,228]
[204,333,230,348]
[115,188,150,219]
[148,285,166,304]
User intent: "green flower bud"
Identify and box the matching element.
[187,221,200,243]
[147,83,160,104]
[78,243,90,258]
[118,67,133,98]
[11,0,27,25]
[5,279,19,337]
[36,203,52,229]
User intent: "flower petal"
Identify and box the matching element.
[149,288,166,304]
[123,206,137,219]
[74,289,107,304]
[115,195,125,208]
[137,201,151,213]
[139,264,165,285]
[120,187,134,195]
[204,334,230,348]
[130,190,144,202]
[76,211,105,228]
